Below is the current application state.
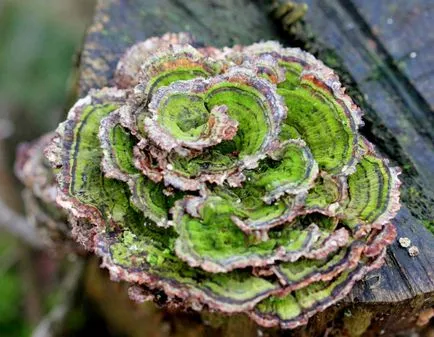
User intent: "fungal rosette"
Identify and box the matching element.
[39,33,400,329]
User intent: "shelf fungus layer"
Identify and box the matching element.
[32,33,401,329]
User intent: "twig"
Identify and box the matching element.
[31,258,85,337]
[0,197,45,249]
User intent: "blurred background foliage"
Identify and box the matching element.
[0,235,30,337]
[0,0,95,335]
[0,0,94,136]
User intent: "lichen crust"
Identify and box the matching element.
[38,33,401,329]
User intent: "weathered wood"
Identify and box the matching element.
[79,0,280,95]
[351,208,434,303]
[78,0,434,335]
[351,0,434,113]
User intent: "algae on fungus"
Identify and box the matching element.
[16,33,401,329]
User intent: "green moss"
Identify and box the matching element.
[176,208,311,265]
[251,141,317,198]
[278,82,355,174]
[111,230,171,267]
[101,112,183,225]
[110,228,277,304]
[279,124,302,140]
[319,49,434,233]
[203,273,276,301]
[421,219,434,234]
[206,82,270,157]
[46,35,402,325]
[158,93,209,141]
[171,148,236,176]
[69,103,143,226]
[141,46,223,99]
[147,68,211,96]
[277,247,349,284]
[109,124,140,174]
[210,185,289,228]
[295,267,355,309]
[161,78,281,179]
[257,294,302,321]
[305,175,340,210]
[277,61,303,90]
[343,308,372,337]
[256,265,359,324]
[346,154,390,223]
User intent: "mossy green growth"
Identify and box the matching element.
[256,294,302,321]
[205,82,271,157]
[100,112,184,225]
[68,103,142,225]
[176,206,314,269]
[305,175,340,210]
[278,83,355,174]
[176,83,273,176]
[158,94,210,141]
[44,36,400,329]
[142,48,223,97]
[250,141,317,200]
[111,228,175,268]
[255,266,359,324]
[147,67,212,96]
[277,60,303,90]
[346,154,391,223]
[130,175,183,224]
[170,148,237,177]
[109,124,140,174]
[277,247,351,284]
[209,185,291,228]
[110,228,278,305]
[295,267,355,309]
[152,78,279,179]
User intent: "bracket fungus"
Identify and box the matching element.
[17,33,401,329]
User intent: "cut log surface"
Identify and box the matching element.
[300,0,434,201]
[79,0,434,335]
[350,207,434,303]
[78,0,281,96]
[352,0,434,112]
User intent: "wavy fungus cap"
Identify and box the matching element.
[42,33,400,329]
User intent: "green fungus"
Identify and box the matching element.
[32,34,400,329]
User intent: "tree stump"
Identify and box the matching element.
[77,1,434,336]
